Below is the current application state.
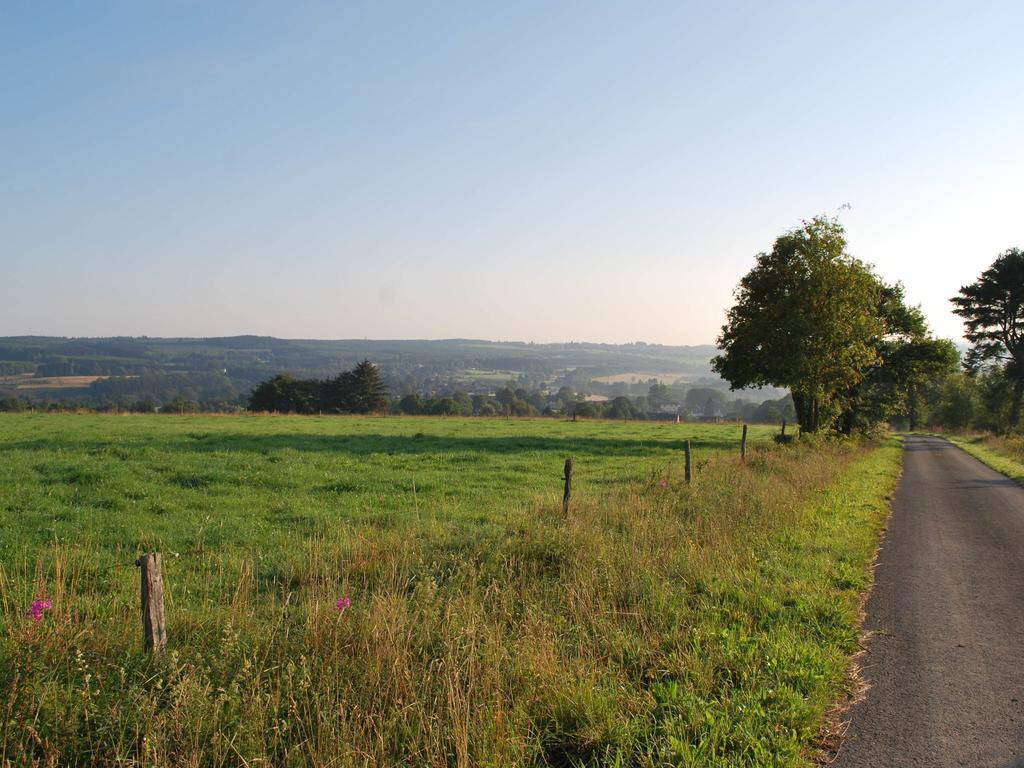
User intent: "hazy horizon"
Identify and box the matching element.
[4,2,1021,344]
[0,332,724,347]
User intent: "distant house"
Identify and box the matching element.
[583,394,609,403]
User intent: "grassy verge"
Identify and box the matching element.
[944,433,1024,484]
[0,416,902,767]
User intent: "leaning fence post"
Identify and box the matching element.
[136,552,167,654]
[563,458,573,513]
[741,424,748,463]
[684,440,692,484]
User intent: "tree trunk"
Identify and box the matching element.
[837,408,854,436]
[1010,376,1024,430]
[908,386,919,432]
[792,391,807,433]
[792,391,820,433]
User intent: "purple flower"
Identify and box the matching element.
[335,596,351,613]
[27,598,53,622]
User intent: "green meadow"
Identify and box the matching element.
[0,415,772,558]
[0,414,900,767]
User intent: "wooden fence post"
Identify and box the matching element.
[563,458,573,513]
[684,440,692,484]
[741,424,748,463]
[136,552,167,654]
[781,419,787,438]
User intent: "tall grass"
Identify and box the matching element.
[0,416,900,766]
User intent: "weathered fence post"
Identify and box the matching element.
[684,440,692,484]
[781,419,787,438]
[563,458,573,513]
[741,424,748,463]
[136,552,166,654]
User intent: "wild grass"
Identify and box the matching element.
[0,414,900,767]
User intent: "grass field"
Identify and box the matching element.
[0,414,900,767]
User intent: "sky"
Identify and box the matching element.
[2,1,1022,345]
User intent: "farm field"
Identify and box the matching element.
[0,414,900,767]
[0,375,116,391]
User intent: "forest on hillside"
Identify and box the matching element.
[0,336,789,417]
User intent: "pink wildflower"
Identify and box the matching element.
[27,598,53,622]
[658,479,668,488]
[335,596,351,613]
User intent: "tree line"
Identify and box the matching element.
[240,236,1021,434]
[890,250,1024,434]
[713,216,1023,435]
[11,224,1018,435]
[240,364,798,422]
[248,360,389,414]
[713,216,959,435]
[940,248,1024,432]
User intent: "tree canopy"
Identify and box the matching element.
[713,217,884,432]
[951,248,1024,427]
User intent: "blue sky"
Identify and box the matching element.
[2,1,1021,343]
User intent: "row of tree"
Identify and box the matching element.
[951,249,1024,430]
[915,368,1019,433]
[248,361,389,414]
[713,216,960,434]
[910,252,1024,434]
[243,364,799,422]
[713,217,1023,435]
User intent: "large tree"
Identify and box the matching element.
[712,216,884,433]
[321,360,388,413]
[346,360,389,414]
[951,248,1024,428]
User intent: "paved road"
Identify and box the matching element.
[832,436,1024,767]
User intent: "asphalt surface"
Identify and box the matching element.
[832,436,1024,768]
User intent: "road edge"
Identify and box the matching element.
[814,435,905,766]
[942,435,1024,485]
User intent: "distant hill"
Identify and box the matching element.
[0,336,747,409]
